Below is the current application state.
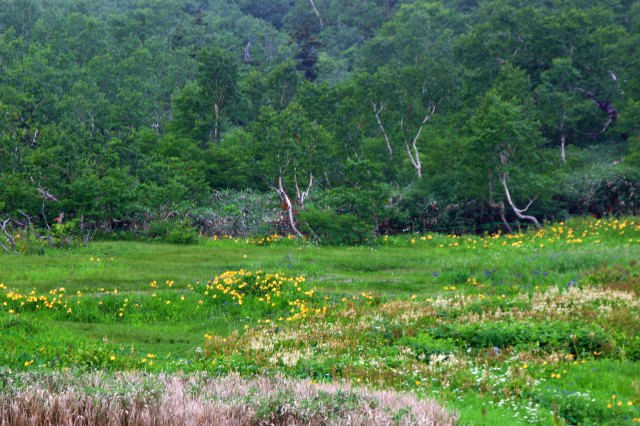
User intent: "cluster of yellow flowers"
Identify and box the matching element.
[195,270,319,321]
[210,234,297,244]
[2,286,75,314]
[608,394,635,409]
[253,234,296,245]
[401,218,639,250]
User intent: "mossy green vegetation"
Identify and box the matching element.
[1,217,640,424]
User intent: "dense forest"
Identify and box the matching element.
[1,0,639,244]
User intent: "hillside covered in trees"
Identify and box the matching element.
[1,0,639,243]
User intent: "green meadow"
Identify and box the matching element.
[1,217,640,425]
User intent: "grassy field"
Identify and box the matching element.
[1,217,640,425]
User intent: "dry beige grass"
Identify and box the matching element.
[0,371,457,426]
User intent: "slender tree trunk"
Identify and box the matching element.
[308,0,323,27]
[0,218,17,253]
[403,104,436,179]
[372,102,393,157]
[558,115,568,163]
[294,173,314,210]
[499,173,541,229]
[213,103,220,145]
[497,201,513,233]
[276,177,303,238]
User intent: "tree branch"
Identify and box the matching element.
[308,0,323,27]
[372,101,393,157]
[275,177,303,238]
[294,172,314,210]
[403,104,436,179]
[499,173,541,229]
[0,218,17,253]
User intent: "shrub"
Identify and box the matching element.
[399,334,457,360]
[583,174,640,217]
[189,190,281,237]
[298,208,374,245]
[431,321,612,356]
[533,388,606,426]
[147,220,198,244]
[624,336,640,361]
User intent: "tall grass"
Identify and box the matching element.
[0,371,457,426]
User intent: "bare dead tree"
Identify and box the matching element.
[16,210,32,228]
[0,218,17,254]
[294,172,314,210]
[499,173,541,229]
[275,177,304,238]
[36,186,59,202]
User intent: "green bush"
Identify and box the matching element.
[399,334,457,360]
[298,208,374,245]
[533,388,607,426]
[624,336,640,361]
[431,321,612,356]
[147,220,198,244]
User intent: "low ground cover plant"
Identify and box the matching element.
[0,217,639,424]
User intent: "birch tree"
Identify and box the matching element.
[251,103,331,237]
[357,59,453,179]
[468,66,544,229]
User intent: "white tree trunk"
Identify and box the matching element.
[276,177,304,238]
[372,102,393,157]
[403,104,436,179]
[499,173,541,229]
[559,116,567,163]
[309,0,323,27]
[0,218,17,253]
[294,173,314,210]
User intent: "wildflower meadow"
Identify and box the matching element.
[1,217,639,425]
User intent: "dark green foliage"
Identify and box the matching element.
[431,321,612,356]
[533,387,609,426]
[584,174,640,217]
[298,208,375,245]
[399,334,458,360]
[626,336,640,362]
[147,220,198,245]
[0,0,639,243]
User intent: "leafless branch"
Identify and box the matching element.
[499,173,541,229]
[294,172,314,210]
[17,210,32,227]
[275,177,303,238]
[403,104,436,179]
[37,187,58,202]
[0,218,17,253]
